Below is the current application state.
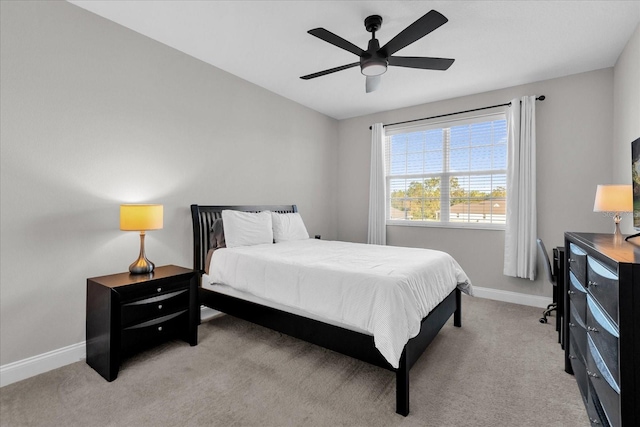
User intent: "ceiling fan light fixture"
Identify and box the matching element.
[361,60,387,76]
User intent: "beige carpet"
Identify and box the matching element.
[1,296,588,426]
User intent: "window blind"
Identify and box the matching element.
[385,113,507,229]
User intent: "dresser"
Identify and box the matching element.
[86,265,198,381]
[564,233,640,426]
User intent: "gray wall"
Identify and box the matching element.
[613,23,640,234]
[1,1,637,368]
[337,68,616,296]
[0,1,338,365]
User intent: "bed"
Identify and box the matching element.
[191,204,472,416]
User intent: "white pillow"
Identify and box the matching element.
[221,210,273,248]
[271,212,309,243]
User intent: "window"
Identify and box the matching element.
[385,113,507,229]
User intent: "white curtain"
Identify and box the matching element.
[504,96,537,280]
[368,123,386,245]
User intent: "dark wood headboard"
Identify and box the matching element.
[190,204,298,273]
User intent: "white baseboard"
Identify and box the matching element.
[2,291,549,387]
[200,306,224,322]
[472,286,553,308]
[0,341,86,388]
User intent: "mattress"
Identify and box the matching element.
[203,239,473,368]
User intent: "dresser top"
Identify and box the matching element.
[565,232,640,265]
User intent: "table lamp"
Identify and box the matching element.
[593,185,632,237]
[120,204,163,274]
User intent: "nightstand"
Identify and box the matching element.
[86,265,198,381]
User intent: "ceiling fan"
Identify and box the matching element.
[300,10,455,93]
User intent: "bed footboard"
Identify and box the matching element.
[395,288,460,415]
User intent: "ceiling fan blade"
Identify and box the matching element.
[308,28,365,57]
[380,10,448,56]
[300,62,360,80]
[388,56,455,70]
[366,75,381,93]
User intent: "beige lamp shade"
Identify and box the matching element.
[120,204,164,231]
[593,185,633,213]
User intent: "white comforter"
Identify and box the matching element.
[206,239,473,368]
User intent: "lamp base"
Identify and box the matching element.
[614,221,622,237]
[129,257,155,275]
[613,214,624,245]
[129,231,155,275]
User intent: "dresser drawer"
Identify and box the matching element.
[586,382,607,427]
[121,310,188,355]
[569,334,588,404]
[568,272,588,322]
[568,243,588,285]
[569,302,587,360]
[121,289,189,327]
[586,257,619,326]
[586,295,619,389]
[587,335,620,427]
[116,277,191,303]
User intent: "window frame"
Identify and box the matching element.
[384,112,508,231]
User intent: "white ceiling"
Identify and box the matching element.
[69,1,640,120]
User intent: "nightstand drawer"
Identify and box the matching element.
[116,277,191,303]
[586,257,618,326]
[121,310,188,355]
[568,243,587,285]
[587,295,619,388]
[121,289,189,327]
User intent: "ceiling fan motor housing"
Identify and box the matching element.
[360,38,388,76]
[361,16,387,77]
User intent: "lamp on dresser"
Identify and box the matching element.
[120,204,163,274]
[593,185,632,237]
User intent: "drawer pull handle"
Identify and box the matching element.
[158,304,163,310]
[157,326,163,332]
[587,370,599,378]
[157,287,162,293]
[587,326,599,333]
[589,418,600,424]
[588,280,598,287]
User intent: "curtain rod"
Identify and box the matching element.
[369,95,545,130]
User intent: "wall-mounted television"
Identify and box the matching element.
[628,136,640,241]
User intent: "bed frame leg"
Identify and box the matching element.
[454,288,462,327]
[396,351,409,416]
